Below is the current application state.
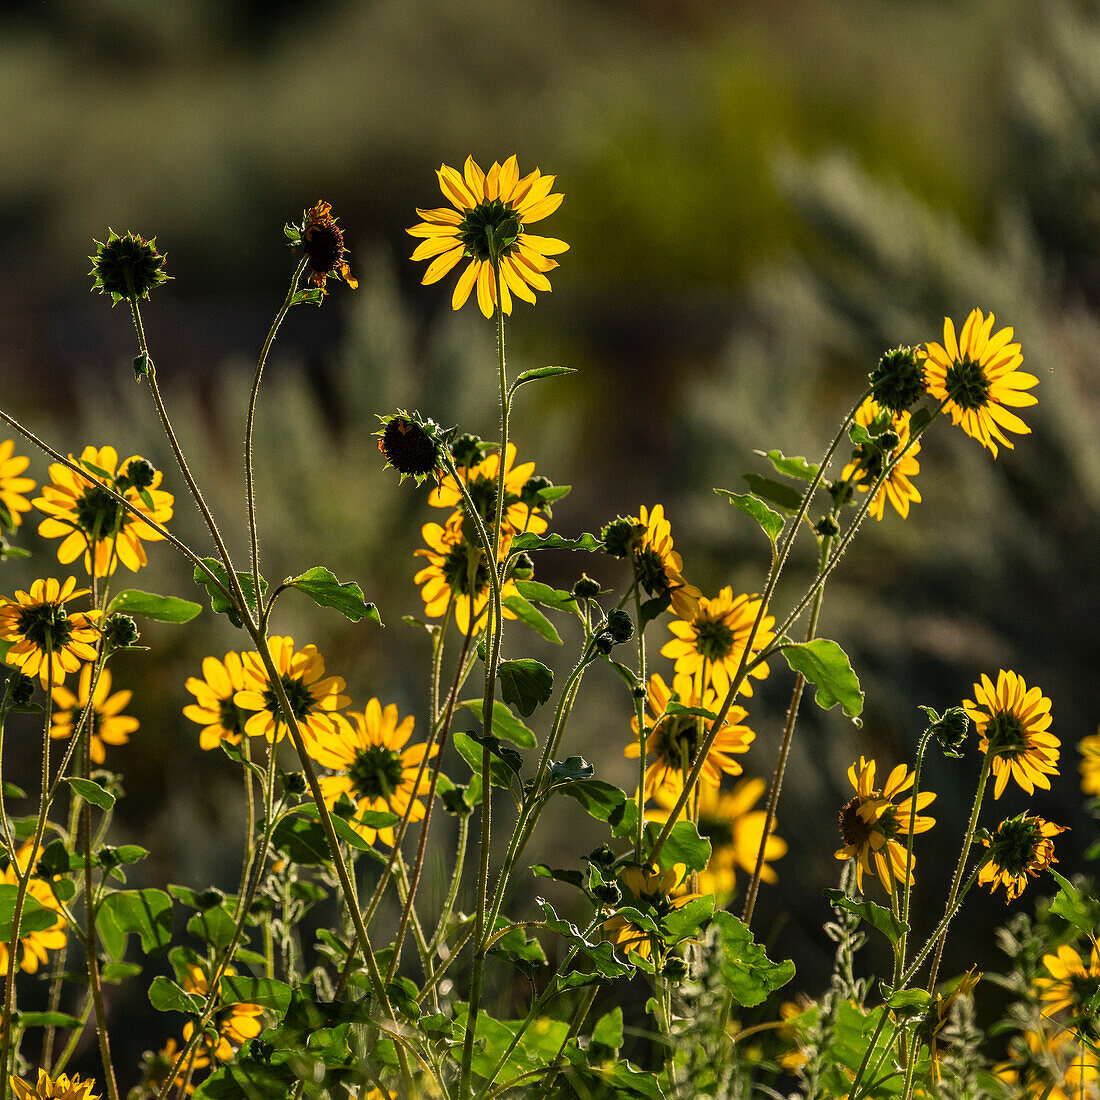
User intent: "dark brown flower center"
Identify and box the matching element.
[380,418,438,477]
[838,796,873,848]
[303,220,345,276]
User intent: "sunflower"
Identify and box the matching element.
[308,698,437,847]
[626,672,755,802]
[234,637,349,745]
[632,504,701,620]
[834,756,936,894]
[9,1070,99,1100]
[964,670,1059,800]
[138,1037,210,1098]
[1079,729,1100,798]
[921,309,1038,458]
[648,777,787,898]
[180,964,264,1061]
[408,155,568,318]
[979,813,1066,902]
[1035,942,1100,1028]
[661,587,774,699]
[51,665,138,765]
[34,445,173,576]
[0,439,35,531]
[183,652,249,750]
[840,398,922,521]
[299,200,358,293]
[428,442,549,540]
[0,843,68,976]
[995,1026,1100,1100]
[602,863,699,962]
[413,517,519,636]
[0,577,100,688]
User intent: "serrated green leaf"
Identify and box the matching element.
[662,894,715,943]
[509,365,577,396]
[66,776,115,810]
[510,531,602,553]
[453,732,519,791]
[502,593,562,644]
[148,976,203,1016]
[498,658,553,717]
[106,589,201,623]
[715,488,785,545]
[742,474,803,515]
[825,890,906,946]
[192,558,265,629]
[548,756,593,785]
[712,911,795,1007]
[515,579,577,613]
[284,566,381,625]
[848,422,874,447]
[778,637,863,718]
[457,699,536,748]
[758,449,820,481]
[1047,869,1100,934]
[98,888,174,957]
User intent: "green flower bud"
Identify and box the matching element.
[572,574,601,600]
[103,613,140,651]
[925,705,970,758]
[89,230,170,305]
[451,434,487,468]
[601,516,644,558]
[869,346,926,414]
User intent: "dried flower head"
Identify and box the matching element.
[293,201,358,294]
[376,412,447,485]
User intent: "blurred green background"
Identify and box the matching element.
[3,0,1099,1080]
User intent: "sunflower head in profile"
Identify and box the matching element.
[921,309,1038,458]
[376,411,448,486]
[840,398,922,521]
[290,200,358,294]
[631,505,701,621]
[978,813,1065,903]
[834,756,936,894]
[408,155,568,318]
[963,670,1059,799]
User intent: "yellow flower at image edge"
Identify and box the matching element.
[51,665,138,764]
[0,577,100,688]
[34,445,173,576]
[0,844,67,975]
[964,670,1058,799]
[184,652,248,750]
[922,309,1038,458]
[1079,729,1100,797]
[408,155,568,318]
[979,813,1065,903]
[0,439,35,529]
[235,637,349,744]
[10,1069,99,1100]
[835,756,936,894]
[309,698,438,847]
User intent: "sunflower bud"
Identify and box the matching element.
[869,346,926,414]
[9,673,35,708]
[594,608,635,655]
[601,516,644,558]
[572,575,601,601]
[103,613,140,651]
[451,434,487,468]
[922,705,970,758]
[89,230,170,305]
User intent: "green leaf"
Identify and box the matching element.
[557,780,638,838]
[1,782,25,800]
[590,1007,624,1052]
[457,700,536,748]
[284,566,382,625]
[65,776,115,810]
[1047,869,1100,934]
[758,449,820,482]
[148,976,203,1016]
[778,637,864,718]
[535,899,633,980]
[219,975,292,1012]
[548,756,593,785]
[498,658,553,717]
[825,890,907,946]
[97,889,174,958]
[186,903,236,952]
[848,422,874,447]
[712,911,795,1007]
[502,593,562,644]
[515,579,578,613]
[0,885,60,941]
[509,365,577,396]
[662,894,715,943]
[106,589,201,623]
[453,732,519,791]
[15,1012,83,1030]
[742,474,803,515]
[715,488,785,545]
[645,819,711,873]
[193,557,266,629]
[531,864,585,889]
[271,814,330,866]
[510,531,602,553]
[885,987,932,1015]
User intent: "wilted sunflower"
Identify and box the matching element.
[1035,942,1100,1028]
[979,813,1065,903]
[632,504,701,620]
[602,864,699,962]
[648,777,787,898]
[0,577,100,688]
[0,439,35,530]
[840,398,922,521]
[180,964,264,1061]
[626,672,755,802]
[183,652,248,750]
[1079,729,1100,798]
[922,309,1038,458]
[408,155,567,318]
[835,756,936,894]
[964,670,1059,799]
[661,587,773,699]
[10,1070,99,1100]
[0,843,68,976]
[413,517,519,636]
[235,637,349,745]
[428,442,549,539]
[51,665,138,765]
[299,201,358,293]
[34,445,173,576]
[308,698,437,847]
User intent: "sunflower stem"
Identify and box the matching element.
[895,730,933,987]
[846,1004,894,1100]
[900,862,985,988]
[632,565,649,864]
